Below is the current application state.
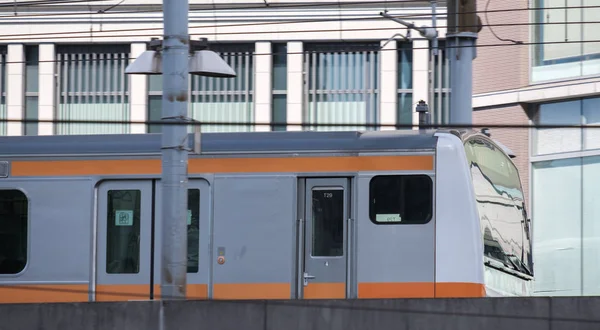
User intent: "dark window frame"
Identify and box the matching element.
[368,174,434,225]
[0,189,29,275]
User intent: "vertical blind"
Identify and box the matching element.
[0,49,6,136]
[189,44,254,132]
[148,43,255,133]
[303,43,380,131]
[56,45,130,135]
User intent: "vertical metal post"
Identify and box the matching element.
[447,0,479,126]
[161,0,189,299]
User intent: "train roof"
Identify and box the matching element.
[0,129,467,157]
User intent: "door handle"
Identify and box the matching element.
[303,272,315,286]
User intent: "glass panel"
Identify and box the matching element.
[532,158,582,296]
[397,92,413,127]
[583,155,600,295]
[397,41,413,90]
[106,190,141,274]
[25,46,39,94]
[465,138,532,275]
[531,0,600,82]
[25,96,38,136]
[272,43,287,90]
[369,175,433,224]
[0,190,28,275]
[583,97,600,150]
[148,75,162,92]
[534,99,582,155]
[147,95,162,133]
[188,44,255,133]
[311,188,344,257]
[272,94,287,131]
[305,43,380,131]
[187,189,200,273]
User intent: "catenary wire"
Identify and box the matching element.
[0,5,598,42]
[0,1,593,19]
[1,118,599,130]
[0,37,597,66]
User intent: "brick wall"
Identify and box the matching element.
[473,0,529,95]
[472,104,531,210]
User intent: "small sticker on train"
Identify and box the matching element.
[115,210,134,226]
[376,214,402,222]
[187,210,192,225]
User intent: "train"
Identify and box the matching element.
[0,128,533,303]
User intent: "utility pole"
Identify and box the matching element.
[161,0,189,299]
[446,0,481,126]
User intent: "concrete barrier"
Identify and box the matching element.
[0,297,598,330]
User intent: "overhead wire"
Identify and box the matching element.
[1,117,599,130]
[0,3,597,41]
[0,37,597,66]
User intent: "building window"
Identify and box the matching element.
[25,45,39,136]
[531,0,600,82]
[0,47,6,136]
[147,43,255,133]
[303,42,380,131]
[0,190,28,275]
[397,41,414,127]
[272,43,287,131]
[430,40,450,125]
[532,96,600,156]
[368,175,433,224]
[56,44,130,135]
[532,155,600,296]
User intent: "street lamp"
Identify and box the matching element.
[124,36,235,300]
[126,37,236,77]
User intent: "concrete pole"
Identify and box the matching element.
[160,0,189,299]
[447,0,479,126]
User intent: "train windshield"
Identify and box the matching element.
[464,136,533,277]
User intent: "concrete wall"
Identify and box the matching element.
[1,297,600,330]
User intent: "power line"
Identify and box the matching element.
[0,37,597,66]
[0,16,599,42]
[0,4,597,41]
[0,0,112,7]
[1,117,599,130]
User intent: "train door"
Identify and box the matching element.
[299,178,352,299]
[153,179,210,300]
[95,180,153,301]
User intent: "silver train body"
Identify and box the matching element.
[0,129,533,303]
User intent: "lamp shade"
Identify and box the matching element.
[125,50,162,75]
[189,50,236,78]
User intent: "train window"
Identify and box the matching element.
[311,189,344,257]
[106,190,141,274]
[0,190,28,275]
[187,189,200,273]
[369,175,433,224]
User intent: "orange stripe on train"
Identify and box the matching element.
[10,155,434,177]
[0,281,484,303]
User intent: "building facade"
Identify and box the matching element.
[472,0,600,296]
[0,0,450,137]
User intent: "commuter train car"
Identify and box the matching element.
[0,129,533,303]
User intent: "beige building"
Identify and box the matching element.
[472,0,600,296]
[0,0,451,137]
